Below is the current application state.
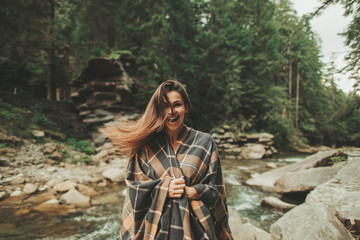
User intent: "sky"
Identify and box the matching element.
[290,0,355,93]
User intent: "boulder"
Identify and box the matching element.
[34,199,75,215]
[260,196,296,212]
[228,209,271,240]
[306,155,360,222]
[241,143,266,160]
[23,183,38,194]
[274,163,343,194]
[102,168,126,182]
[246,150,338,191]
[270,202,354,240]
[60,189,91,207]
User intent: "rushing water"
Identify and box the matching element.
[0,153,307,240]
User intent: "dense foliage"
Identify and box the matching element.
[0,0,359,149]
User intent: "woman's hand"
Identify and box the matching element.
[168,176,186,198]
[185,186,199,200]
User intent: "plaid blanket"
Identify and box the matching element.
[120,126,233,240]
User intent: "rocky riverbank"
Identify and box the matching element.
[247,147,360,239]
[0,137,273,239]
[0,139,128,219]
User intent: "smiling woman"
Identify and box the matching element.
[99,80,233,240]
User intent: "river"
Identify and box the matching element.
[0,153,308,240]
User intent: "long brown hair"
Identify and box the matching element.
[99,80,191,156]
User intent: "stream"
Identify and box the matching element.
[0,153,308,240]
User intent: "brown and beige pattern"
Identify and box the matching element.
[120,126,233,240]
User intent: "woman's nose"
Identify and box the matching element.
[167,106,175,116]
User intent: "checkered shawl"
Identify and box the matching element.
[119,126,233,240]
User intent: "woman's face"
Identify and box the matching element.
[164,91,187,136]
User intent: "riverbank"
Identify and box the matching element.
[1,137,359,239]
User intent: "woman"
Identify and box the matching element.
[100,80,233,240]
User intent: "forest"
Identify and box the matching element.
[0,0,359,150]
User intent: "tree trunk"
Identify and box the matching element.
[46,0,56,101]
[289,58,292,98]
[295,61,300,130]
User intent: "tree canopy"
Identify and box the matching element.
[0,0,358,148]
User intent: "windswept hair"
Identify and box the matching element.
[99,80,191,157]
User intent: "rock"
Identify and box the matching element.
[10,190,23,197]
[46,166,57,173]
[15,209,30,217]
[46,179,61,187]
[38,185,49,191]
[77,184,100,196]
[306,155,360,222]
[228,209,271,240]
[0,191,5,199]
[246,149,338,191]
[34,199,75,215]
[102,168,126,182]
[23,192,56,203]
[54,181,77,192]
[258,133,274,142]
[270,202,354,240]
[90,177,104,183]
[274,164,343,194]
[23,183,38,194]
[241,143,266,160]
[261,196,296,212]
[92,149,110,162]
[43,142,57,154]
[11,173,25,184]
[31,130,45,137]
[266,163,278,169]
[60,189,91,207]
[246,133,261,140]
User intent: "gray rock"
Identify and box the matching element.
[102,168,126,182]
[60,189,90,207]
[241,143,266,160]
[229,209,271,240]
[306,156,360,222]
[274,164,343,193]
[246,150,338,191]
[10,190,23,197]
[261,196,296,212]
[23,183,38,194]
[270,202,354,240]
